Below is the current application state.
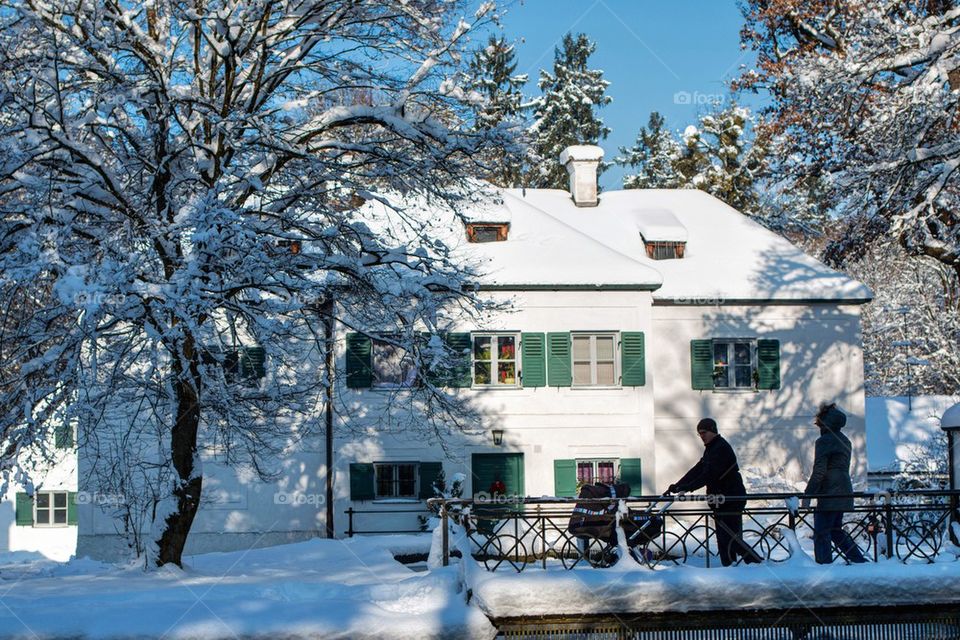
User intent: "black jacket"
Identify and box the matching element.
[674,435,747,511]
[803,427,855,512]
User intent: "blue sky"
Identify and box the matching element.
[477,0,763,188]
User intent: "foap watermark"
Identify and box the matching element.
[673,90,725,106]
[75,491,128,507]
[473,492,525,506]
[674,295,726,306]
[670,493,727,507]
[274,491,325,506]
[73,292,127,308]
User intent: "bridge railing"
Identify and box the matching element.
[428,490,960,571]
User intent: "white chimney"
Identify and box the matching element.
[559,145,604,207]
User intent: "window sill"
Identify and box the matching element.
[570,385,623,391]
[372,498,422,504]
[710,387,760,394]
[471,384,522,390]
[32,524,73,528]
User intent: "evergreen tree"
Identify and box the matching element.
[529,32,611,189]
[673,105,768,217]
[465,35,528,187]
[617,112,681,189]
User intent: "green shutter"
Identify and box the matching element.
[553,459,577,497]
[757,339,781,390]
[690,339,715,390]
[54,424,74,449]
[445,333,473,388]
[240,346,266,381]
[15,493,33,526]
[345,333,372,388]
[546,332,572,387]
[349,463,375,501]
[619,458,642,496]
[621,332,646,386]
[68,492,78,525]
[418,462,443,499]
[521,333,546,388]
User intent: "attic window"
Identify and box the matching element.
[644,240,685,260]
[466,223,509,243]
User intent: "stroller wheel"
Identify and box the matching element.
[579,535,619,568]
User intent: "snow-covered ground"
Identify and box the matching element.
[2,528,959,639]
[0,536,495,640]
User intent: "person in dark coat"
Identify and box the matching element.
[801,404,867,564]
[667,418,762,566]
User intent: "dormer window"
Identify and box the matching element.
[466,223,509,243]
[644,240,685,260]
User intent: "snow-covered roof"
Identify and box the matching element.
[355,186,871,298]
[865,395,960,472]
[481,188,871,300]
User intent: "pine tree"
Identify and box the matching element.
[617,112,681,189]
[673,105,768,217]
[465,35,528,187]
[529,32,611,189]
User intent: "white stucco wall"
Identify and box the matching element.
[651,303,868,493]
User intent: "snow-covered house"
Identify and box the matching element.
[1,427,78,561]
[865,395,958,489]
[76,146,873,557]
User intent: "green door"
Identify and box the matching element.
[471,452,525,499]
[471,453,525,534]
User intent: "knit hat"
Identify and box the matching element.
[696,418,718,433]
[818,406,847,431]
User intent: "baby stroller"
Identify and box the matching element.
[565,483,684,568]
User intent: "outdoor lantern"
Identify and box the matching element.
[492,429,504,446]
[941,402,960,544]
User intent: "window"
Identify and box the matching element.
[576,459,617,487]
[713,339,756,388]
[472,333,518,386]
[375,462,418,498]
[466,223,509,243]
[35,491,68,526]
[644,240,685,260]
[572,333,617,386]
[372,338,418,388]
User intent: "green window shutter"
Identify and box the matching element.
[54,424,74,449]
[442,333,472,388]
[690,339,715,390]
[418,462,443,499]
[15,493,33,526]
[240,346,266,381]
[553,459,577,497]
[345,333,372,388]
[521,333,546,388]
[68,492,78,525]
[619,458,642,496]
[621,332,646,386]
[546,332,572,387]
[757,339,781,390]
[349,463,375,501]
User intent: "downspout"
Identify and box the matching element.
[322,297,335,538]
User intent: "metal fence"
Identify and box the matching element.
[430,490,960,571]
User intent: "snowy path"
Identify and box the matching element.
[0,537,495,640]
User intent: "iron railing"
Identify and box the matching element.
[429,490,960,571]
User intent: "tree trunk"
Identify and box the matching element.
[155,351,203,567]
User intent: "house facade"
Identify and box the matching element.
[73,146,872,558]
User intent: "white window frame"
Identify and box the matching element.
[575,459,619,488]
[371,337,419,389]
[374,462,419,499]
[712,339,757,389]
[34,491,69,527]
[471,332,520,388]
[571,332,619,387]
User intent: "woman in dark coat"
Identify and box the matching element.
[667,418,762,566]
[802,404,867,564]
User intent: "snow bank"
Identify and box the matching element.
[0,536,495,640]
